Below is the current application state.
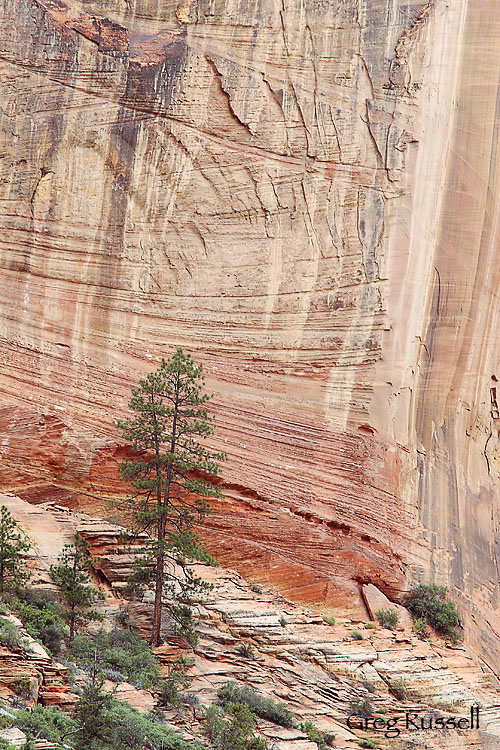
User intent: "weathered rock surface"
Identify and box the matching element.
[1,0,500,678]
[158,563,500,749]
[1,495,500,749]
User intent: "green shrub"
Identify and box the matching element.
[250,584,262,594]
[103,668,127,683]
[348,697,373,718]
[377,706,387,714]
[405,585,461,641]
[205,702,267,750]
[0,741,17,750]
[358,740,376,749]
[158,656,193,708]
[350,630,363,640]
[15,704,77,745]
[0,617,20,649]
[374,609,399,629]
[236,641,255,659]
[300,720,336,749]
[70,626,159,688]
[412,617,428,639]
[322,615,336,626]
[99,699,207,750]
[217,682,295,728]
[11,589,67,655]
[364,622,377,629]
[12,676,35,701]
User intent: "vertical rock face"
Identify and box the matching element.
[1,0,500,669]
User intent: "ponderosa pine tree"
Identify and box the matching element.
[0,505,31,595]
[115,348,226,646]
[49,533,101,643]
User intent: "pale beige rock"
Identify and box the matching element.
[108,681,157,713]
[0,727,27,748]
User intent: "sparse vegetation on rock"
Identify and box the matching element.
[236,641,255,659]
[0,616,21,649]
[69,624,160,688]
[375,608,399,629]
[205,702,267,750]
[405,584,461,642]
[217,682,295,728]
[11,676,36,702]
[10,589,67,655]
[158,656,194,708]
[348,697,374,718]
[390,677,409,700]
[0,499,494,750]
[300,720,336,749]
[411,617,428,639]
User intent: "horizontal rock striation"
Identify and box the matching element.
[1,0,500,674]
[0,613,76,708]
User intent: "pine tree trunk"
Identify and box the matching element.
[151,540,165,646]
[69,552,78,642]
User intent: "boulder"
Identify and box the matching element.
[361,584,413,633]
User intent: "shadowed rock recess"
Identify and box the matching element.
[1,0,500,699]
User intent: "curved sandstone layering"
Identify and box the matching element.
[1,0,500,672]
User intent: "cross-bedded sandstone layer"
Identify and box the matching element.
[1,0,500,673]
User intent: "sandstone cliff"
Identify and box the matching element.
[1,0,500,676]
